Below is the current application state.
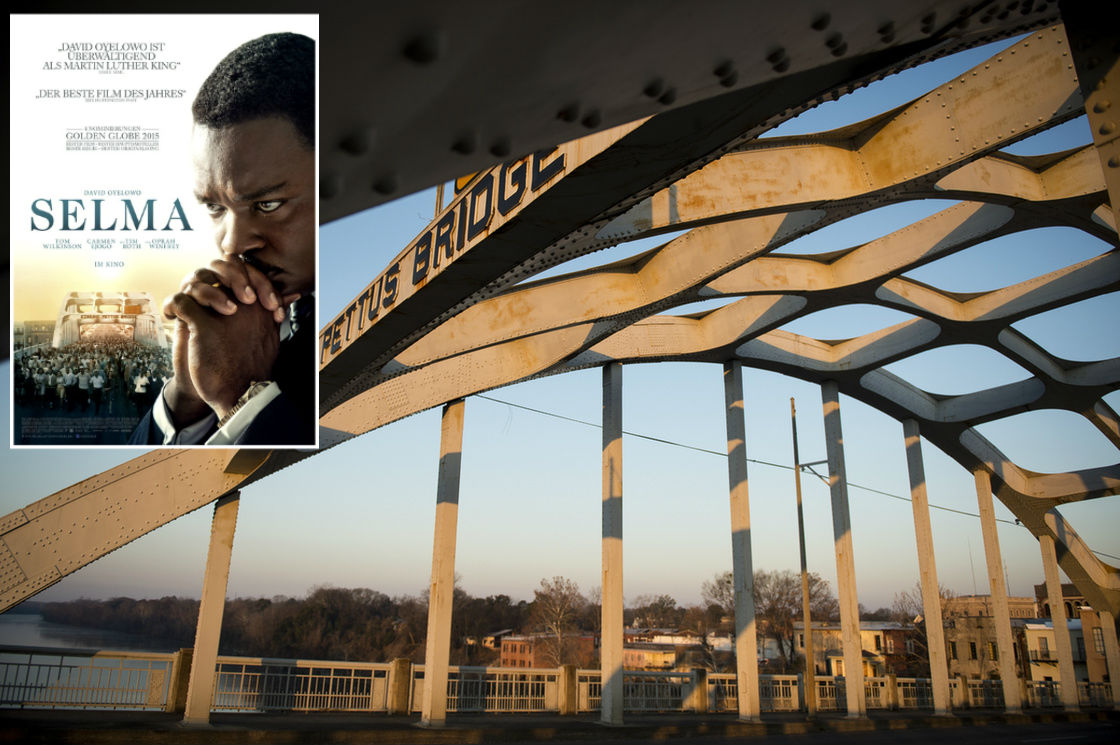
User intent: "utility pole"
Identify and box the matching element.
[791,398,816,716]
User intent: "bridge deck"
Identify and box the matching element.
[2,708,1117,744]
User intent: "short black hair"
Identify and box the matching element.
[192,32,314,148]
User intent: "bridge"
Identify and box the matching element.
[50,292,166,349]
[2,0,1118,734]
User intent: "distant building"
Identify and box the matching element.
[794,621,918,677]
[944,594,1037,619]
[1034,582,1086,621]
[499,633,597,668]
[16,320,55,348]
[1076,607,1112,684]
[1032,582,1111,684]
[482,629,513,650]
[623,643,677,670]
[944,614,1027,680]
[1023,619,1090,683]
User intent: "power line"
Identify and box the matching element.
[474,394,1120,564]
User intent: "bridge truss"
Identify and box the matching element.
[2,1,1116,704]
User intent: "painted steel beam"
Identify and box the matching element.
[319,1,1061,222]
[3,13,1116,624]
[317,23,1077,413]
[318,37,955,413]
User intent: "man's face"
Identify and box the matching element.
[191,117,315,297]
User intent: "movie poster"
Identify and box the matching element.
[10,14,319,447]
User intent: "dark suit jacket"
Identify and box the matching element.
[129,297,315,446]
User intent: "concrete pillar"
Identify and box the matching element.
[954,674,968,709]
[901,420,952,715]
[1039,531,1080,711]
[972,469,1021,712]
[820,382,866,717]
[420,399,466,727]
[1099,610,1120,707]
[387,658,413,715]
[690,667,709,713]
[182,492,240,724]
[723,361,761,720]
[559,664,578,715]
[601,362,624,725]
[166,648,193,714]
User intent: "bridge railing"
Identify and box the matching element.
[2,646,1115,714]
[210,656,391,712]
[1078,681,1112,707]
[966,678,1004,708]
[897,677,934,708]
[409,665,560,713]
[0,646,176,711]
[816,676,844,711]
[620,670,693,712]
[1025,679,1062,708]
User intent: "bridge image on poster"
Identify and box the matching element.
[50,292,168,349]
[1,1,1117,706]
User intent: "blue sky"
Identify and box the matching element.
[2,35,1117,614]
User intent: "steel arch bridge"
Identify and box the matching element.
[2,0,1116,697]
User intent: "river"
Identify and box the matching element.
[0,611,182,653]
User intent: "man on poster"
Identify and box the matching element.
[131,32,316,446]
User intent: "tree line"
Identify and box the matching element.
[28,570,936,670]
[35,588,530,664]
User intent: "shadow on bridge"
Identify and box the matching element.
[3,708,1118,745]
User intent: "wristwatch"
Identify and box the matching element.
[217,380,273,429]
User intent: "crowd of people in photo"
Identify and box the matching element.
[14,338,172,418]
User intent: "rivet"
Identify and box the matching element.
[339,128,374,156]
[451,133,476,154]
[401,32,442,65]
[719,71,738,87]
[1107,155,1119,168]
[658,88,677,105]
[831,42,848,57]
[767,47,788,65]
[489,138,512,158]
[581,109,602,128]
[1094,100,1112,113]
[811,13,830,30]
[1100,122,1116,135]
[921,12,936,33]
[643,78,665,98]
[826,33,844,49]
[713,61,734,78]
[554,104,583,126]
